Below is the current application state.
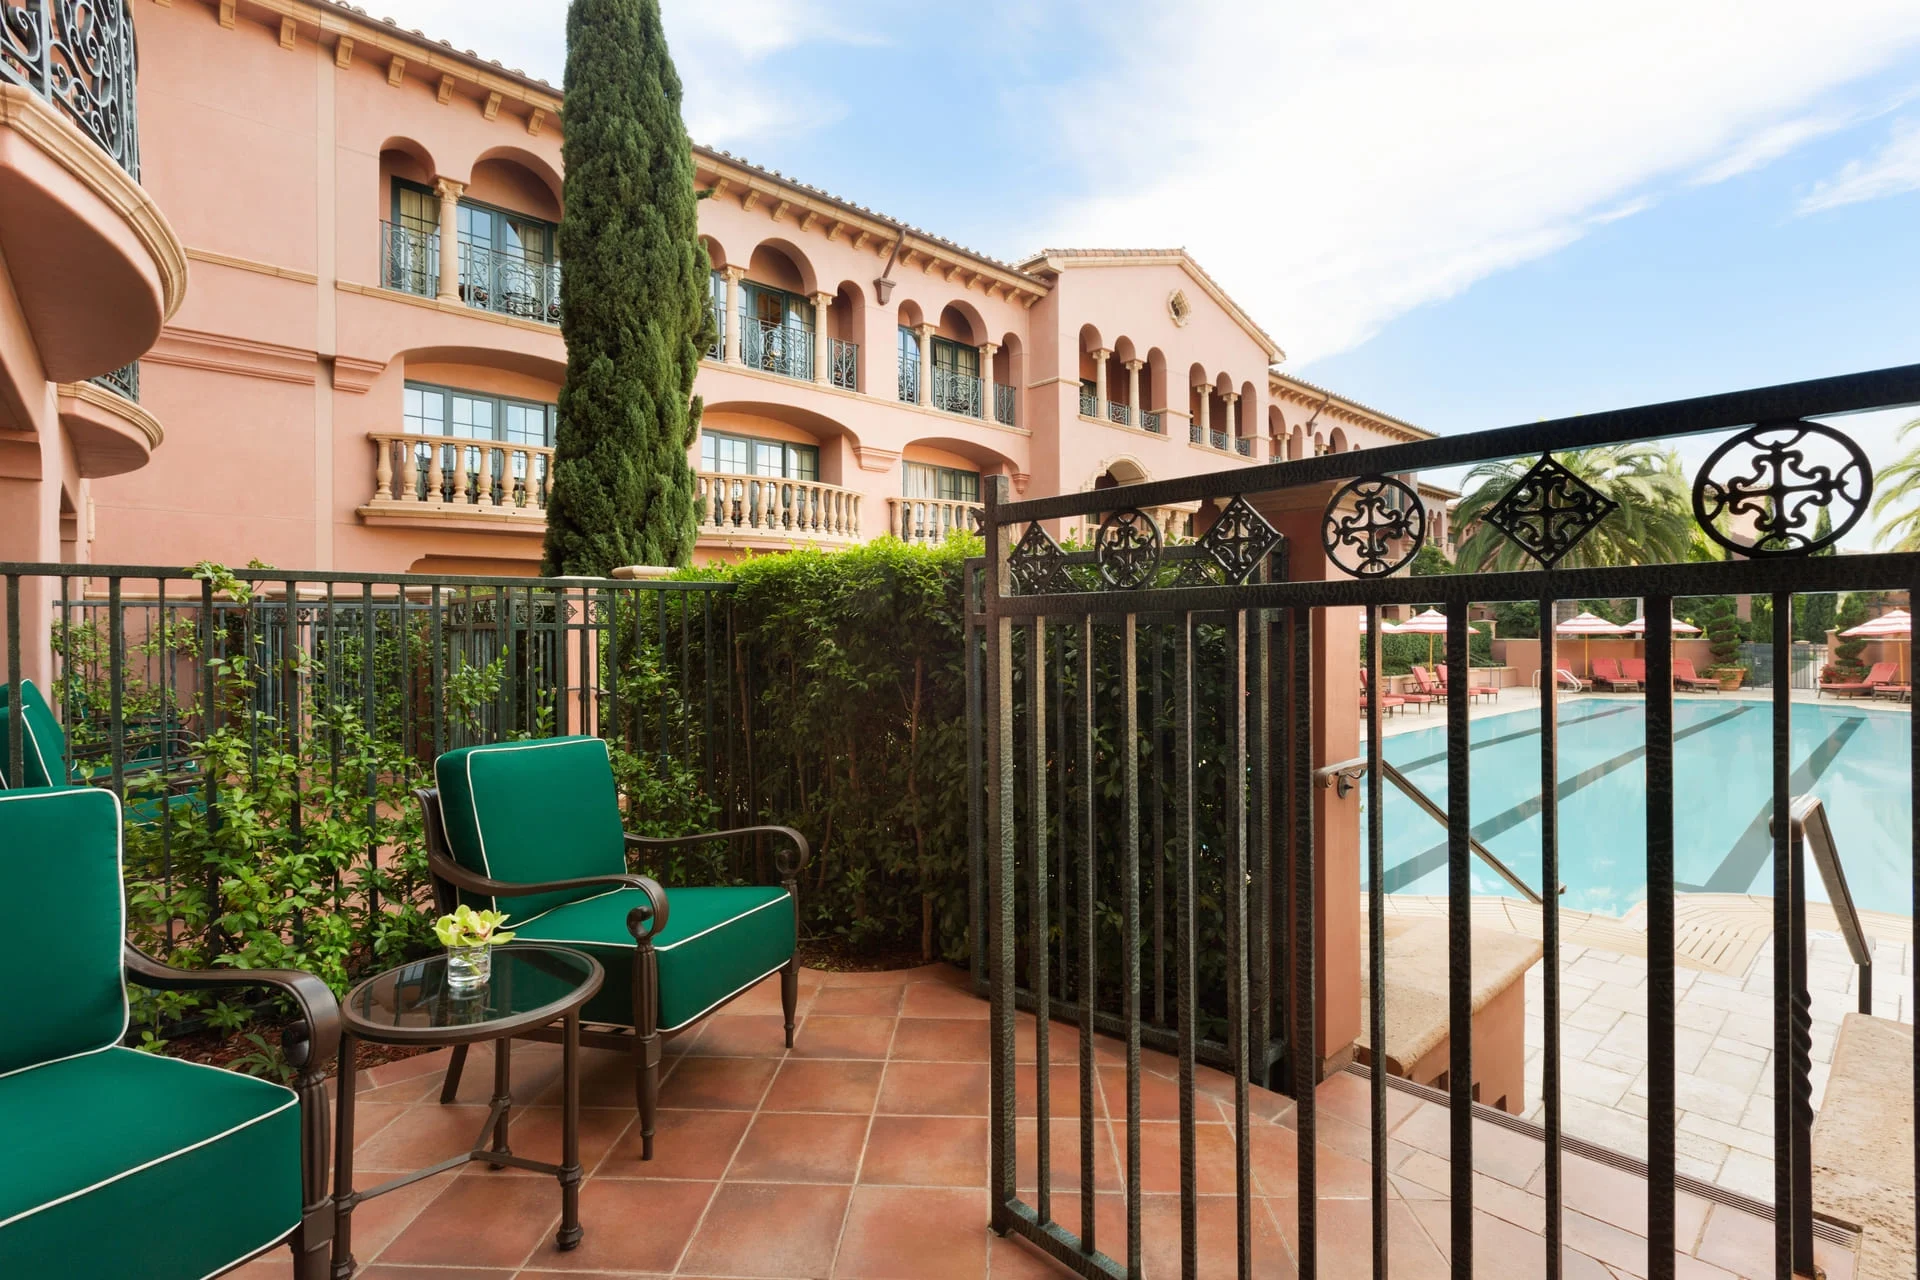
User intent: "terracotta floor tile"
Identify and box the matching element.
[1138,1192,1299,1280]
[888,1017,989,1062]
[1014,1017,1082,1064]
[1095,1063,1197,1123]
[810,983,905,1016]
[789,1014,898,1059]
[722,970,815,1017]
[598,1107,751,1179]
[330,1176,455,1268]
[1018,1063,1104,1118]
[762,1057,885,1113]
[657,1053,780,1110]
[678,1182,850,1277]
[988,1231,1083,1278]
[1316,1197,1451,1279]
[1015,1114,1122,1193]
[352,1267,518,1280]
[834,1186,992,1279]
[861,1115,990,1187]
[901,980,992,1019]
[352,1103,494,1172]
[453,1105,631,1178]
[516,1177,713,1273]
[1129,1118,1245,1196]
[436,1042,565,1107]
[376,1175,564,1268]
[347,1100,410,1150]
[685,1013,793,1057]
[536,1046,643,1108]
[876,1060,990,1115]
[364,1046,458,1087]
[728,1110,870,1183]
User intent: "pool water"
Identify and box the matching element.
[1374,699,1913,918]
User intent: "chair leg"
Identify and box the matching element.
[781,958,799,1049]
[439,1043,469,1104]
[635,1035,660,1161]
[291,1207,332,1280]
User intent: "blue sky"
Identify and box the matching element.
[377,0,1920,544]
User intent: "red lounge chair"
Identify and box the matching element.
[1591,658,1637,691]
[1621,658,1647,687]
[1361,668,1418,715]
[1408,665,1447,704]
[1878,683,1912,702]
[1435,663,1498,703]
[1672,659,1719,692]
[1821,661,1899,699]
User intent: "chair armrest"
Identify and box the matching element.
[426,849,668,942]
[123,943,342,1073]
[625,825,812,880]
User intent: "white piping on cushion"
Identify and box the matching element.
[523,887,791,953]
[195,1224,298,1280]
[11,679,58,786]
[439,737,614,912]
[659,960,790,1033]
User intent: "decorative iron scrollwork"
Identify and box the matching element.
[1095,509,1162,589]
[1176,495,1282,586]
[1484,454,1618,569]
[1693,419,1872,558]
[1322,476,1426,579]
[1008,522,1072,595]
[3,0,141,179]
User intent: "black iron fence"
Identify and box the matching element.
[970,363,1920,1279]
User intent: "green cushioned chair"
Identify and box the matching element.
[417,735,810,1161]
[0,785,340,1280]
[0,679,202,826]
[0,678,71,788]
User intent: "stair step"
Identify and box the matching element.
[1812,1012,1914,1280]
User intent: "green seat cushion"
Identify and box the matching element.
[0,787,126,1074]
[0,1047,301,1278]
[515,885,795,1032]
[434,736,627,923]
[0,680,69,788]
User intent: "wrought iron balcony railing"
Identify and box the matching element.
[1210,429,1228,450]
[90,361,138,402]
[1079,384,1096,416]
[381,221,439,300]
[740,314,813,381]
[1235,436,1252,457]
[993,382,1016,426]
[1,0,140,179]
[460,243,562,325]
[830,338,858,390]
[707,309,726,360]
[898,356,920,403]
[1141,410,1163,434]
[1189,421,1203,443]
[1108,400,1132,426]
[931,367,982,418]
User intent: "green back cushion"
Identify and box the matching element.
[0,787,126,1074]
[435,736,627,922]
[0,680,69,788]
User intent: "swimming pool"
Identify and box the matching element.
[1374,699,1913,918]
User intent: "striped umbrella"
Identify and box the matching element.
[1396,607,1479,668]
[1555,610,1630,676]
[1841,608,1911,680]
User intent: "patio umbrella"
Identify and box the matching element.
[1359,613,1404,633]
[1622,617,1703,635]
[1396,607,1479,669]
[1555,610,1630,677]
[1841,607,1911,681]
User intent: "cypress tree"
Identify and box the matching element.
[543,0,713,575]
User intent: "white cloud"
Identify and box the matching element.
[1015,0,1920,366]
[1797,116,1920,213]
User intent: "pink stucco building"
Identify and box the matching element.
[5,0,1432,584]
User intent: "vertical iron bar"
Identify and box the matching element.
[1645,595,1676,1280]
[1779,592,1817,1280]
[1446,605,1472,1280]
[1174,610,1198,1280]
[200,574,219,958]
[108,577,125,793]
[1539,593,1563,1280]
[5,575,21,787]
[1078,613,1096,1256]
[1151,624,1167,1029]
[158,577,173,952]
[1250,609,1273,1088]
[1056,628,1069,1003]
[1228,609,1251,1280]
[1029,618,1052,1225]
[362,582,379,920]
[1366,604,1389,1279]
[985,487,1017,1236]
[966,564,985,989]
[607,588,622,748]
[1290,606,1316,1278]
[1122,614,1143,1280]
[431,584,445,759]
[703,592,716,786]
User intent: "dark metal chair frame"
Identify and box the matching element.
[413,787,810,1159]
[122,943,341,1280]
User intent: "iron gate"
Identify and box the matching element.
[971,363,1920,1279]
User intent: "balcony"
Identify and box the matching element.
[1190,420,1204,443]
[993,382,1015,426]
[886,496,983,545]
[740,314,813,381]
[56,361,160,477]
[357,432,552,532]
[381,220,438,299]
[1210,428,1228,450]
[1079,383,1096,416]
[1142,409,1163,434]
[897,356,919,403]
[1235,436,1252,456]
[707,307,726,360]
[1107,400,1132,427]
[462,242,562,325]
[930,366,982,418]
[3,0,140,178]
[697,471,861,547]
[829,337,858,390]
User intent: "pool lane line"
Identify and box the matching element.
[1383,703,1757,894]
[1701,714,1866,894]
[1390,702,1638,775]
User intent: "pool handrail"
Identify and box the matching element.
[1316,755,1552,906]
[1776,793,1872,1015]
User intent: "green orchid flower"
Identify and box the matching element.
[433,903,517,948]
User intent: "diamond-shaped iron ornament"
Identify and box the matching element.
[1176,494,1282,586]
[1483,454,1618,569]
[1095,509,1163,589]
[1322,475,1426,579]
[1008,521,1073,595]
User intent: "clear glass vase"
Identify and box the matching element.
[446,944,492,992]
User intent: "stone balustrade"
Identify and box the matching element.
[364,432,553,518]
[697,472,861,545]
[887,497,983,546]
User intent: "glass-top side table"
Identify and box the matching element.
[330,945,604,1278]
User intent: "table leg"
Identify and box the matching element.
[488,1036,513,1168]
[331,1032,358,1280]
[557,1012,583,1250]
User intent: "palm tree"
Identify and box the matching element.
[1871,416,1920,552]
[1451,443,1696,574]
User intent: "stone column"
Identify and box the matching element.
[979,342,999,419]
[1093,348,1112,418]
[812,291,833,385]
[1223,391,1241,450]
[915,323,934,406]
[433,178,464,302]
[722,266,746,364]
[1194,384,1211,436]
[1125,359,1143,426]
